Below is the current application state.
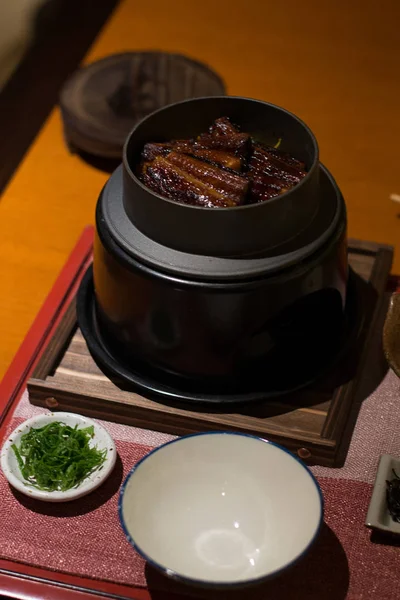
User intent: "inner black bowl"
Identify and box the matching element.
[122,96,320,257]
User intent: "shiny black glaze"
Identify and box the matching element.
[93,211,347,384]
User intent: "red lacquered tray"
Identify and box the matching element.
[0,227,151,600]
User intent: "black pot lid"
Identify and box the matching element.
[59,52,226,159]
[98,163,345,281]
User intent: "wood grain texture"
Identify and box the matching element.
[1,0,400,382]
[28,242,393,467]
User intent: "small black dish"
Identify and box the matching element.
[77,265,363,407]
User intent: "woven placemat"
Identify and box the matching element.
[1,348,400,599]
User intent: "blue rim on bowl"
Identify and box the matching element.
[118,431,324,588]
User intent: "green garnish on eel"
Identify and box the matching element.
[11,422,107,492]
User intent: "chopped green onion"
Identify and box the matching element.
[274,138,282,149]
[11,422,107,492]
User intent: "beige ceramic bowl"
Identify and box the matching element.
[119,432,323,588]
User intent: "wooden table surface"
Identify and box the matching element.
[0,0,399,379]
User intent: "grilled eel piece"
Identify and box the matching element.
[141,155,247,208]
[173,141,242,171]
[262,146,306,170]
[141,141,242,171]
[141,130,250,162]
[249,181,289,202]
[247,144,306,202]
[190,116,247,165]
[138,117,307,207]
[208,116,240,137]
[141,142,172,161]
[166,152,248,200]
[196,132,251,159]
[204,118,307,172]
[248,174,290,202]
[246,144,307,203]
[249,144,306,184]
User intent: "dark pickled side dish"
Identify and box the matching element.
[137,117,307,208]
[387,469,400,523]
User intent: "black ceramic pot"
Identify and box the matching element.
[84,96,348,393]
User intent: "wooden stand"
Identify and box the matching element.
[28,239,393,467]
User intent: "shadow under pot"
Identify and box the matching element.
[83,96,348,394]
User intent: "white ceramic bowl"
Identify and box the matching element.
[1,412,116,502]
[119,432,323,587]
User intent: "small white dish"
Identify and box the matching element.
[366,454,400,536]
[119,432,323,587]
[1,412,116,502]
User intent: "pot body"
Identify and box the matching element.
[93,213,348,386]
